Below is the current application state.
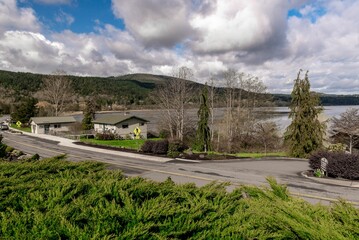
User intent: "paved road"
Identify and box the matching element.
[2,130,359,206]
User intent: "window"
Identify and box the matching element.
[139,122,144,126]
[54,124,61,128]
[122,124,129,129]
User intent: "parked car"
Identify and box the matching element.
[0,124,9,130]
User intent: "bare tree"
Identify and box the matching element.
[153,66,195,141]
[223,69,237,152]
[39,70,75,116]
[254,121,280,155]
[331,108,359,154]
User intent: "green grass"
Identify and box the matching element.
[235,151,288,158]
[10,123,31,133]
[81,138,161,150]
[0,157,358,239]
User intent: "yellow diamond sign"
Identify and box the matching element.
[134,127,141,139]
[16,121,22,128]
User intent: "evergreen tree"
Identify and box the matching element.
[284,70,325,157]
[10,97,38,123]
[82,98,97,130]
[195,85,211,152]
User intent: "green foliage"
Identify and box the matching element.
[167,140,188,158]
[0,143,6,158]
[314,169,324,178]
[195,85,212,152]
[327,143,347,152]
[10,97,38,124]
[284,70,325,158]
[0,158,358,239]
[82,98,97,130]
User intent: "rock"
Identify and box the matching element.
[199,154,205,159]
[17,154,31,160]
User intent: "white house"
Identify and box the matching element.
[93,115,149,139]
[30,116,77,134]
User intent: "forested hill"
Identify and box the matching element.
[1,69,359,107]
[0,70,172,104]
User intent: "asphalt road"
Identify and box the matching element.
[2,130,359,206]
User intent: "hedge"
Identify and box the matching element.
[309,150,359,180]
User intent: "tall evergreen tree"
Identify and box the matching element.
[10,97,38,123]
[82,98,97,130]
[284,70,325,157]
[196,85,211,152]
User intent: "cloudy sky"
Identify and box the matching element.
[0,0,358,94]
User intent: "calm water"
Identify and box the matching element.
[74,105,359,134]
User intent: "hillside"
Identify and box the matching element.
[1,70,359,111]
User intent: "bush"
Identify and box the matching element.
[141,140,155,153]
[141,140,168,155]
[152,140,169,154]
[167,140,188,158]
[96,132,115,140]
[159,129,170,139]
[309,150,359,180]
[0,143,6,158]
[5,146,14,153]
[327,143,347,152]
[30,153,40,161]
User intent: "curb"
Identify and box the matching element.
[301,171,359,188]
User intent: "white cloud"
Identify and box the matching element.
[0,0,359,94]
[55,10,74,26]
[111,0,193,48]
[34,0,72,5]
[0,0,41,33]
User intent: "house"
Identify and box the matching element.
[93,115,149,139]
[30,116,77,134]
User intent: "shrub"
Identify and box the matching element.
[327,143,347,152]
[141,140,155,153]
[159,129,170,139]
[96,132,115,140]
[30,153,40,161]
[152,140,169,154]
[309,150,359,180]
[0,143,6,158]
[167,140,188,158]
[5,146,14,153]
[140,140,169,155]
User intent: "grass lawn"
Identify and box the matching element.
[235,152,288,158]
[10,123,31,133]
[81,138,161,150]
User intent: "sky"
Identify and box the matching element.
[0,0,359,94]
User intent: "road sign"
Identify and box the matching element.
[134,127,141,139]
[16,121,22,128]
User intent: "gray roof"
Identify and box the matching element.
[31,116,77,125]
[93,115,149,125]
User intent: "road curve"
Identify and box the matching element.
[2,131,359,206]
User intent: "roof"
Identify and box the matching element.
[31,116,77,125]
[93,115,149,125]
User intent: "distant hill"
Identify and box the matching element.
[1,70,359,110]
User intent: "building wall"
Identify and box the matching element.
[94,119,148,139]
[31,121,73,134]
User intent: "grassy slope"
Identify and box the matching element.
[80,138,149,150]
[10,123,31,133]
[0,157,358,239]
